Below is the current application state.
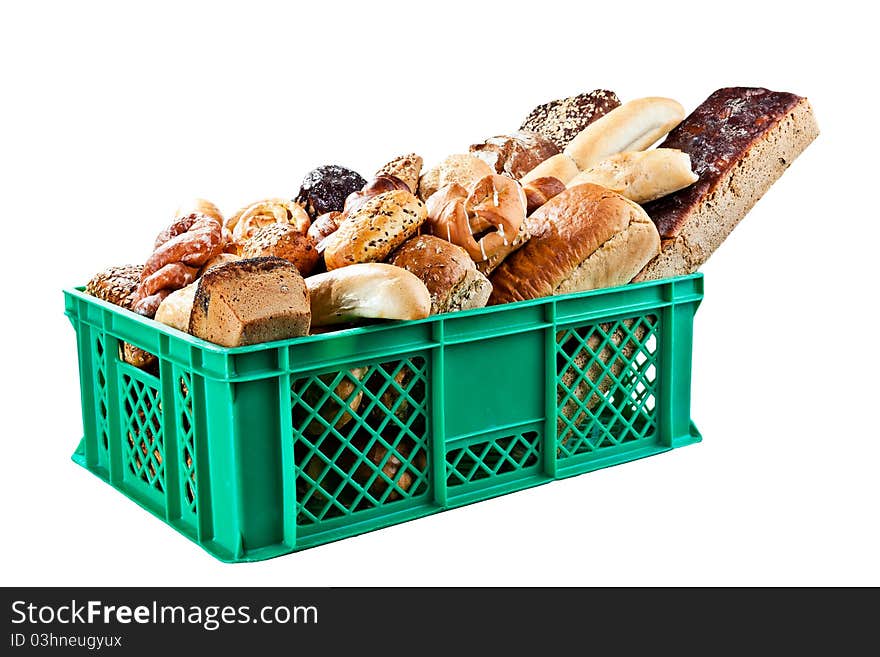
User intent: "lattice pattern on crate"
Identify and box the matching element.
[175,372,197,515]
[291,357,430,526]
[92,333,110,454]
[446,431,541,488]
[121,373,165,493]
[556,315,658,458]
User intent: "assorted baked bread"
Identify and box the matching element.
[85,86,817,352]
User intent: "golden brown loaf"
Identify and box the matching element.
[489,184,660,304]
[154,283,197,332]
[189,257,311,347]
[322,190,426,270]
[388,235,492,314]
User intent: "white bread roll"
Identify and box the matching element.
[520,153,579,185]
[154,283,197,332]
[306,263,431,327]
[566,149,698,203]
[563,97,686,170]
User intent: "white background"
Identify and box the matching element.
[1,1,877,586]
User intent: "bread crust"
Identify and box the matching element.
[488,184,660,304]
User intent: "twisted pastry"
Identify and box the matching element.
[132,213,224,317]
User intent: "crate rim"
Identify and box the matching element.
[64,272,703,355]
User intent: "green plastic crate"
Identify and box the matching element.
[63,272,703,562]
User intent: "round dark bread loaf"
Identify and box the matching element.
[295,165,366,219]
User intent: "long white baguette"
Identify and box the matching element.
[306,263,431,327]
[563,97,685,169]
[566,149,698,203]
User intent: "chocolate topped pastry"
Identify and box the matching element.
[520,89,620,150]
[295,165,366,219]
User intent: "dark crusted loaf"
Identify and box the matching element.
[635,87,819,281]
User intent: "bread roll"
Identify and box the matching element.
[376,153,423,194]
[522,177,566,213]
[175,198,224,225]
[198,253,240,277]
[322,190,426,270]
[469,131,559,179]
[566,149,698,203]
[306,263,431,327]
[489,184,660,304]
[240,223,319,275]
[388,235,492,314]
[190,257,311,347]
[154,283,197,332]
[563,97,686,169]
[417,154,493,201]
[520,153,579,185]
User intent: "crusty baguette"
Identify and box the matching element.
[306,263,431,326]
[488,184,660,304]
[563,97,685,170]
[566,149,698,203]
[322,190,426,270]
[635,88,819,281]
[520,153,579,185]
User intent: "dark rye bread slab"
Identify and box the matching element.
[635,87,819,281]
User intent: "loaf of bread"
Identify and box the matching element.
[306,263,431,327]
[389,235,492,314]
[566,149,698,204]
[322,190,426,270]
[189,257,311,347]
[635,87,819,281]
[489,184,660,304]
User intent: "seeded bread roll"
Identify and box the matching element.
[489,184,660,304]
[86,265,143,309]
[190,257,311,347]
[240,223,319,275]
[520,89,621,150]
[469,131,559,179]
[389,235,492,314]
[635,87,819,281]
[322,190,427,270]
